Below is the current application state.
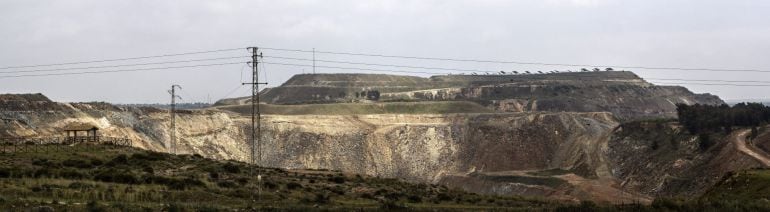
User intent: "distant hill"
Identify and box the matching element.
[217,71,724,120]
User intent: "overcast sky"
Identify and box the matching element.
[1,0,769,103]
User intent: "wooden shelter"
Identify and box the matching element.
[63,123,99,143]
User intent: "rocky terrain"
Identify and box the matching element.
[3,71,761,204]
[609,122,770,198]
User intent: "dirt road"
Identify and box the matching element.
[733,129,770,167]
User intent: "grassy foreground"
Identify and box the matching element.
[2,144,770,211]
[0,144,562,211]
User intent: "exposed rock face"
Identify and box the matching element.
[607,122,769,197]
[260,112,617,182]
[1,93,640,201]
[226,72,723,120]
[0,69,736,203]
[0,96,248,158]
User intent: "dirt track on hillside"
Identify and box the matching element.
[733,129,770,167]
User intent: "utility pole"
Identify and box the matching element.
[243,47,267,202]
[168,84,182,154]
[312,48,315,74]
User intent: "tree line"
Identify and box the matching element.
[676,102,770,134]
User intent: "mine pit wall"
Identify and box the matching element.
[256,112,619,183]
[2,105,619,185]
[0,104,253,161]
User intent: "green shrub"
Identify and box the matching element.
[286,182,302,190]
[62,159,93,169]
[131,152,167,161]
[86,200,107,212]
[217,181,238,188]
[94,169,139,184]
[168,177,205,190]
[208,171,219,179]
[384,192,401,201]
[379,199,406,210]
[68,182,95,189]
[58,168,86,179]
[407,195,422,203]
[314,193,330,204]
[330,186,345,195]
[0,168,10,178]
[106,154,129,166]
[90,158,104,166]
[144,175,204,190]
[264,181,277,190]
[329,176,345,184]
[652,198,683,210]
[223,163,240,174]
[32,159,58,167]
[34,168,53,178]
[142,166,154,174]
[579,200,597,209]
[360,193,374,199]
[437,193,452,201]
[699,133,714,151]
[236,177,249,185]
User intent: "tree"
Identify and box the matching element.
[699,133,713,151]
[676,103,770,134]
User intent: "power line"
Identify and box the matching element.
[217,84,247,102]
[1,45,767,88]
[180,89,202,104]
[0,62,247,79]
[646,78,770,84]
[259,46,770,73]
[0,47,244,70]
[651,82,770,87]
[0,56,249,74]
[262,61,447,75]
[263,55,494,73]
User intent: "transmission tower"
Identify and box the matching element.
[242,47,267,201]
[312,48,316,74]
[168,84,182,154]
